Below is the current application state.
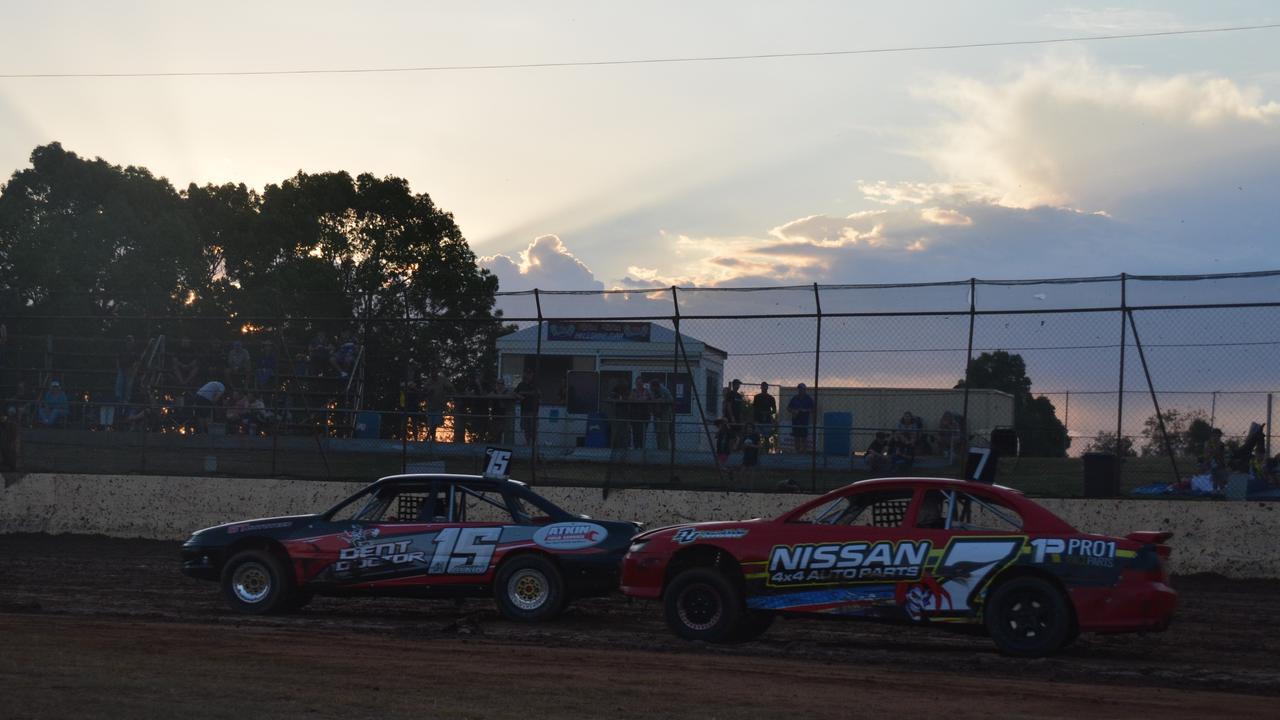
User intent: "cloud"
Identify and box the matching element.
[480,234,604,291]
[1039,7,1184,33]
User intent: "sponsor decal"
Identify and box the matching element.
[673,527,749,544]
[1030,537,1116,567]
[331,525,501,575]
[227,520,293,535]
[533,522,607,550]
[767,540,932,586]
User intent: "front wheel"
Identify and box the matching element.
[220,549,294,615]
[663,568,743,643]
[494,555,566,622]
[984,576,1072,657]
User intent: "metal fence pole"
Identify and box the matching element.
[670,286,680,484]
[960,278,976,478]
[1116,273,1128,477]
[811,283,821,492]
[532,288,543,485]
[1127,309,1180,485]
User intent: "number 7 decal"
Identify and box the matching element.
[930,537,1024,612]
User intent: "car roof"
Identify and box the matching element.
[844,477,1023,494]
[370,473,529,489]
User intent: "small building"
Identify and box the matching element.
[495,322,727,451]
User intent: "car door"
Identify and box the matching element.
[756,485,932,616]
[906,487,1027,620]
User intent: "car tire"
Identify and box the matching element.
[729,611,775,643]
[494,555,565,622]
[220,549,294,615]
[664,568,743,643]
[984,576,1072,657]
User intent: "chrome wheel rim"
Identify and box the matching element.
[232,561,272,604]
[508,568,548,611]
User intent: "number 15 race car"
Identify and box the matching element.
[181,474,639,621]
[622,477,1176,656]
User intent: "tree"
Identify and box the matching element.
[1084,432,1136,457]
[1137,409,1215,458]
[956,350,1070,457]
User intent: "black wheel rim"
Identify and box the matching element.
[677,583,722,631]
[1002,589,1054,640]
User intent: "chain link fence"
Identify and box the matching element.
[4,271,1277,498]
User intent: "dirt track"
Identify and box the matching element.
[2,534,1279,719]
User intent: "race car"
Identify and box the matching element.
[621,477,1176,656]
[182,473,640,621]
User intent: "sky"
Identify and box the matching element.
[2,1,1278,294]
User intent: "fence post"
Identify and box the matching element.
[670,286,680,484]
[1127,309,1180,485]
[1116,273,1128,477]
[1268,393,1274,457]
[960,278,976,478]
[811,283,821,492]
[532,288,543,485]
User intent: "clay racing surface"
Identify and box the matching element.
[1,534,1278,719]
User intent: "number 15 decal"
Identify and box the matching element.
[428,527,501,575]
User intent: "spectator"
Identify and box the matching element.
[254,341,277,389]
[896,411,922,446]
[889,433,915,473]
[330,333,358,378]
[714,418,733,467]
[423,372,455,441]
[740,421,761,485]
[121,387,156,433]
[648,379,674,450]
[171,337,200,388]
[5,380,34,427]
[226,340,252,388]
[864,431,891,473]
[628,377,651,449]
[1205,429,1228,490]
[515,369,540,447]
[787,383,815,453]
[38,380,70,428]
[606,381,628,448]
[193,379,226,432]
[938,411,963,460]
[1249,445,1277,489]
[308,332,332,376]
[722,379,746,447]
[243,392,272,435]
[108,335,142,427]
[752,382,777,451]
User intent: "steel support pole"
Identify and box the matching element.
[1116,273,1128,465]
[532,288,543,485]
[811,283,821,492]
[960,278,976,478]
[670,286,680,483]
[1127,309,1180,485]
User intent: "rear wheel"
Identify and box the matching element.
[494,555,565,622]
[663,568,743,643]
[220,549,294,615]
[984,576,1072,657]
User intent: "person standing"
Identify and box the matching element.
[37,380,70,428]
[787,383,815,453]
[106,335,142,427]
[423,372,455,441]
[515,370,540,448]
[648,379,674,450]
[722,379,746,448]
[752,382,777,452]
[629,377,652,449]
[193,379,225,432]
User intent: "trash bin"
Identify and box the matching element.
[1082,452,1119,497]
[822,412,853,457]
[584,412,608,448]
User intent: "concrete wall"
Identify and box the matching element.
[2,473,1276,577]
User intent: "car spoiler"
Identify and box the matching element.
[1126,531,1173,544]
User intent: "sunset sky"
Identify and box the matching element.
[2,1,1278,292]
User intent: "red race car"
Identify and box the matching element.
[622,477,1176,656]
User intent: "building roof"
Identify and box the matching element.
[495,322,728,359]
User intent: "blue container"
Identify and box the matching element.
[354,411,382,439]
[823,411,853,457]
[584,412,608,448]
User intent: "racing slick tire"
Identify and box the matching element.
[664,568,743,643]
[220,549,294,615]
[984,576,1072,658]
[729,611,775,643]
[494,554,566,622]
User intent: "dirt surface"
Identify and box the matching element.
[2,534,1279,719]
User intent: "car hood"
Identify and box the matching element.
[634,518,767,542]
[187,514,318,541]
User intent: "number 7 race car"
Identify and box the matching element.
[621,477,1177,657]
[181,474,640,621]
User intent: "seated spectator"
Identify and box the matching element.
[224,389,248,429]
[714,418,733,467]
[863,431,891,473]
[330,333,358,378]
[226,340,252,388]
[307,332,332,377]
[171,337,201,388]
[740,422,761,483]
[244,392,273,434]
[121,387,157,433]
[254,341,277,390]
[1250,445,1278,488]
[5,380,34,427]
[37,380,70,427]
[889,432,915,473]
[896,411,923,447]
